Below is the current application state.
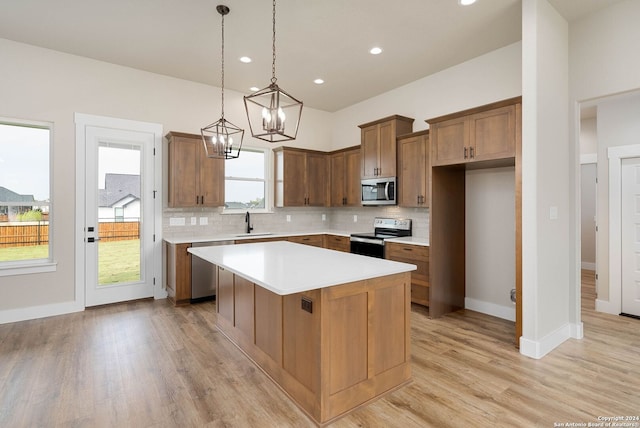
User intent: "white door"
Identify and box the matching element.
[84,126,156,306]
[621,157,640,317]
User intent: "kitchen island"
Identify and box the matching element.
[188,241,416,425]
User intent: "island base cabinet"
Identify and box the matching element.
[214,267,412,425]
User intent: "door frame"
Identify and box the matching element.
[599,144,640,314]
[75,113,166,308]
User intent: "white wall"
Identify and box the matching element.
[580,118,597,155]
[521,0,573,358]
[580,164,596,269]
[0,37,332,315]
[331,42,523,151]
[465,167,516,321]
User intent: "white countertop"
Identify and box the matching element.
[188,241,417,295]
[164,229,429,246]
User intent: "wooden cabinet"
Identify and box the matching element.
[166,131,224,207]
[397,130,430,207]
[288,234,324,248]
[165,241,191,305]
[429,104,517,167]
[234,236,283,244]
[359,115,414,179]
[385,242,430,307]
[329,147,361,207]
[324,234,350,252]
[274,147,328,207]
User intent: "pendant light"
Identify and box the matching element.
[201,5,244,159]
[244,0,303,143]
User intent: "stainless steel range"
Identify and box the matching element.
[350,217,412,258]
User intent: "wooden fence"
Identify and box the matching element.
[0,221,140,248]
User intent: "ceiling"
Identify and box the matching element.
[0,0,620,112]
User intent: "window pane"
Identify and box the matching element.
[0,122,51,263]
[225,180,265,209]
[225,150,265,179]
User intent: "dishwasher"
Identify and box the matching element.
[191,240,234,303]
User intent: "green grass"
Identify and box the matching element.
[0,240,140,285]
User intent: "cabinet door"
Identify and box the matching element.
[398,136,425,207]
[282,150,307,206]
[377,120,396,177]
[306,152,328,206]
[431,117,469,166]
[329,152,346,207]
[469,105,516,162]
[344,149,361,206]
[168,137,199,207]
[385,242,429,306]
[198,153,224,207]
[361,125,379,178]
[217,266,235,324]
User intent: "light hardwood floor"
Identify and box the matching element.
[1,270,638,427]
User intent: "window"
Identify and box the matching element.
[224,148,270,212]
[0,118,54,273]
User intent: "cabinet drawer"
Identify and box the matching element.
[385,243,429,287]
[325,234,350,252]
[411,284,429,306]
[288,235,324,248]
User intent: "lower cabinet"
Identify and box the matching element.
[324,234,350,252]
[385,242,430,307]
[165,242,191,305]
[288,234,324,248]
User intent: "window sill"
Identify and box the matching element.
[0,261,58,277]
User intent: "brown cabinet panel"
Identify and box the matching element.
[234,276,255,340]
[167,131,224,207]
[324,234,350,252]
[386,242,429,307]
[165,242,191,305]
[288,235,324,248]
[234,237,283,245]
[470,105,516,162]
[431,118,468,166]
[330,147,361,207]
[397,131,429,207]
[329,152,345,207]
[274,148,327,207]
[217,267,235,324]
[359,115,414,179]
[370,284,406,375]
[255,286,283,365]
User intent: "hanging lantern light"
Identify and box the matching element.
[244,0,303,143]
[201,5,244,159]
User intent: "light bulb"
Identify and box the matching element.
[278,107,285,121]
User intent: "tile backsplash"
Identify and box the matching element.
[163,206,429,239]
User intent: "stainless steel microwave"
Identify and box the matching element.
[361,177,396,205]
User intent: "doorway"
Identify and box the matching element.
[621,157,640,317]
[75,114,163,307]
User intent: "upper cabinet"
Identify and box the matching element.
[428,100,519,167]
[274,147,328,207]
[397,130,430,208]
[359,115,414,179]
[166,131,224,208]
[329,146,361,207]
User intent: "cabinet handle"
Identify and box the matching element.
[201,195,204,205]
[470,147,474,158]
[403,247,414,252]
[463,147,468,159]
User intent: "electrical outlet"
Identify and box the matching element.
[301,297,313,313]
[169,217,185,226]
[286,215,291,222]
[322,214,326,221]
[191,217,197,225]
[199,217,208,226]
[353,215,358,222]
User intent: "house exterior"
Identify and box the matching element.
[1,0,639,359]
[98,174,141,222]
[0,186,35,220]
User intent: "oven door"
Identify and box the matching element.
[350,236,385,258]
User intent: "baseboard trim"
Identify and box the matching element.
[464,297,515,322]
[595,298,619,315]
[0,300,84,325]
[519,322,580,359]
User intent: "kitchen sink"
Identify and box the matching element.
[234,232,274,237]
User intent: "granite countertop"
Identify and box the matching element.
[188,241,417,295]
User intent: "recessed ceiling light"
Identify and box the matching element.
[459,0,476,5]
[240,56,252,63]
[370,47,382,55]
[314,78,324,85]
[249,86,259,92]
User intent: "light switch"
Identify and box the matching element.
[191,217,197,225]
[169,217,185,226]
[286,215,291,222]
[199,217,208,226]
[353,215,358,222]
[549,206,558,220]
[322,214,326,221]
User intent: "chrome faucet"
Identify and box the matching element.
[245,211,253,234]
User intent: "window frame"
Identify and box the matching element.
[0,117,56,276]
[222,146,273,214]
